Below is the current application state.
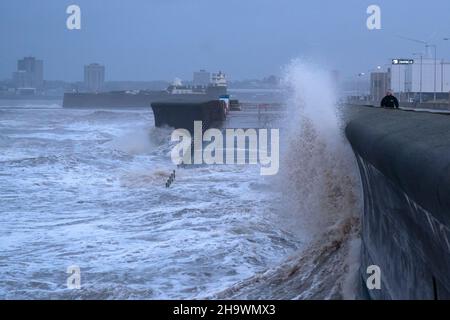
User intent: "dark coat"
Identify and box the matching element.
[380,95,399,109]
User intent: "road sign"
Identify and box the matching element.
[392,59,414,65]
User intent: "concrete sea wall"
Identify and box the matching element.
[345,106,450,299]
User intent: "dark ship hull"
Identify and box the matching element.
[63,91,170,108]
[151,99,227,132]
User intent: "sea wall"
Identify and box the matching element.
[345,106,450,299]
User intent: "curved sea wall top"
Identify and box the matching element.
[345,106,450,299]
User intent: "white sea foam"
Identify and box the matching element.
[0,104,298,299]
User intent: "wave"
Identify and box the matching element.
[78,110,149,122]
[277,60,361,237]
[120,167,175,188]
[0,155,61,167]
[210,216,359,299]
[0,103,62,110]
[0,134,11,147]
[213,60,363,300]
[105,126,174,156]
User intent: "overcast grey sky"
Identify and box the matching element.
[1,0,450,81]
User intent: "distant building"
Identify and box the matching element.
[193,70,210,86]
[370,71,390,103]
[13,56,43,89]
[12,71,29,88]
[263,75,280,86]
[390,58,450,101]
[17,88,37,96]
[211,71,227,87]
[84,63,105,92]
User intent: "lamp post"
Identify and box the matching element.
[375,66,381,102]
[443,38,450,96]
[397,36,438,102]
[426,44,437,101]
[412,53,423,102]
[357,72,365,99]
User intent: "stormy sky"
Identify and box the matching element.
[1,0,450,81]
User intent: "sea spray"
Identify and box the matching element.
[279,59,363,298]
[105,125,179,188]
[213,60,364,299]
[277,59,361,239]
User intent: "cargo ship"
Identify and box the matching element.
[62,72,228,108]
[63,71,237,131]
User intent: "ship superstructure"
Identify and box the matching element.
[63,71,228,108]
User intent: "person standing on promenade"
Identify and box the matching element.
[380,90,399,109]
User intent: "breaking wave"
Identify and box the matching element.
[106,126,173,156]
[278,60,361,238]
[78,110,147,122]
[213,60,363,299]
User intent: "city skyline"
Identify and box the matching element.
[3,1,450,81]
[3,56,284,85]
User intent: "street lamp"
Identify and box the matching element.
[412,53,423,102]
[397,36,438,102]
[442,38,450,95]
[356,72,365,99]
[426,44,437,101]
